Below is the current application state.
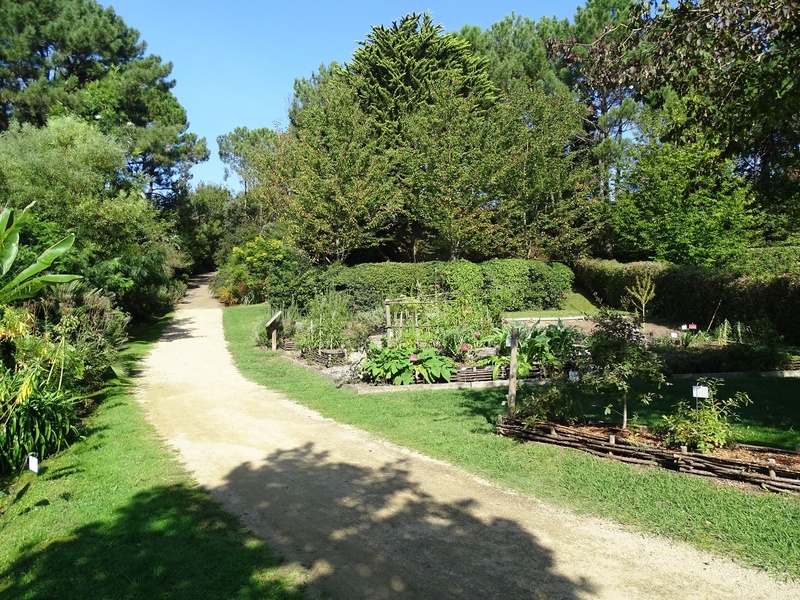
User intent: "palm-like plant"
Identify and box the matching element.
[0,202,80,304]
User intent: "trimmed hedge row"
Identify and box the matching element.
[574,258,800,344]
[327,259,574,313]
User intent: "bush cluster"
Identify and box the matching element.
[330,258,574,313]
[574,258,800,344]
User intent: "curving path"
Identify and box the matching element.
[136,275,800,600]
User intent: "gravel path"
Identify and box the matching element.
[136,275,800,600]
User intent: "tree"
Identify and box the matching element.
[611,126,754,267]
[271,79,403,263]
[217,126,277,196]
[489,87,597,262]
[399,82,503,260]
[0,0,208,201]
[584,310,664,429]
[458,14,558,94]
[0,115,184,317]
[547,0,640,200]
[344,12,498,136]
[627,0,800,241]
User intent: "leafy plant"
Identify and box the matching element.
[0,203,80,304]
[625,272,656,332]
[360,343,454,385]
[661,378,752,453]
[517,380,586,425]
[582,310,664,429]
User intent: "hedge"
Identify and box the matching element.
[574,258,800,344]
[327,259,573,313]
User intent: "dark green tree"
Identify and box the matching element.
[0,0,207,202]
[627,0,800,241]
[344,12,498,136]
[611,115,754,266]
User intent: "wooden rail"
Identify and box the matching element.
[496,418,800,494]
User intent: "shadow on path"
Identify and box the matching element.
[219,443,595,599]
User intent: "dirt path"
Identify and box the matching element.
[136,276,800,600]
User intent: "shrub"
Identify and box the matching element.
[360,344,455,385]
[661,378,751,453]
[213,236,318,307]
[0,386,78,475]
[573,258,800,344]
[327,262,432,309]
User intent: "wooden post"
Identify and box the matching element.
[264,311,282,352]
[507,327,519,418]
[385,301,392,341]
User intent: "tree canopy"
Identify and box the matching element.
[0,0,208,201]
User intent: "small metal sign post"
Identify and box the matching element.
[692,384,710,415]
[264,311,282,351]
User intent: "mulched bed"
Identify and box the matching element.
[497,418,800,494]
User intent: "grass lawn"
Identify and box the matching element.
[503,291,599,319]
[224,304,800,581]
[0,316,308,600]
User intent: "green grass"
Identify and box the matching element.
[0,316,308,600]
[224,304,800,581]
[503,291,599,319]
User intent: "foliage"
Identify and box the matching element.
[0,203,80,304]
[344,12,498,136]
[322,259,572,315]
[517,380,587,425]
[293,291,356,352]
[35,283,131,393]
[213,236,317,308]
[0,386,78,475]
[611,132,753,266]
[173,183,234,272]
[582,310,664,429]
[628,0,800,240]
[479,323,584,379]
[273,80,404,263]
[574,258,800,344]
[0,0,208,199]
[361,343,455,386]
[661,378,752,453]
[625,272,655,330]
[0,116,186,319]
[725,246,800,277]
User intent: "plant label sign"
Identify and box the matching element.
[692,385,710,399]
[28,453,38,473]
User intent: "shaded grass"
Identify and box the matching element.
[580,377,800,450]
[503,291,599,319]
[0,319,308,600]
[225,304,800,581]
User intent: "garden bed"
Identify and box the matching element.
[496,418,800,494]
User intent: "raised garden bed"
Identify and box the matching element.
[496,418,800,494]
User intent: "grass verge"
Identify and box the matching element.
[503,291,599,319]
[0,315,308,600]
[224,304,800,581]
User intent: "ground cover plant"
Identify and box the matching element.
[225,304,800,580]
[0,317,308,600]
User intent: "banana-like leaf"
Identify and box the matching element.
[1,274,82,304]
[0,234,76,299]
[0,230,19,277]
[0,235,80,304]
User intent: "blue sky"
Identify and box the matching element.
[103,1,582,190]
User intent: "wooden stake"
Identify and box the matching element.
[507,327,519,418]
